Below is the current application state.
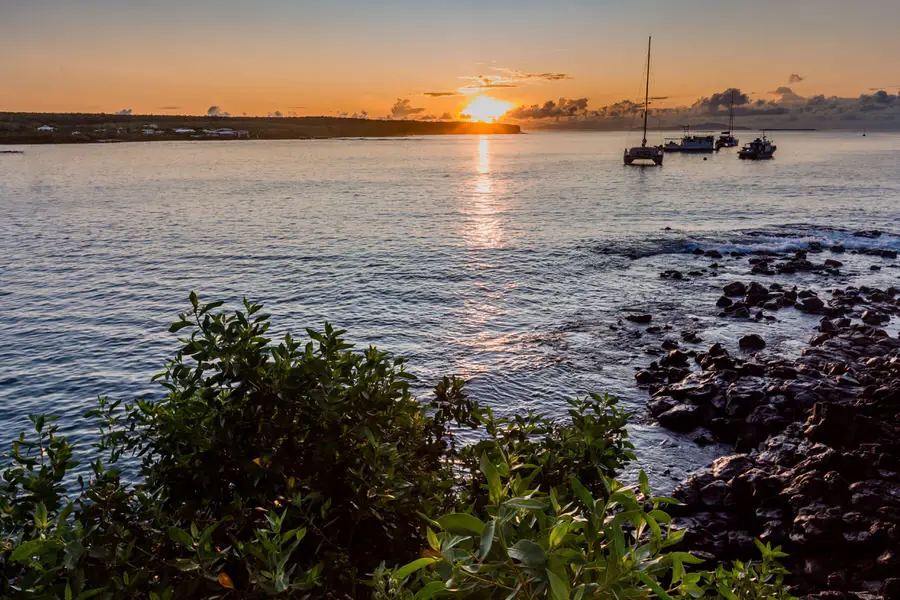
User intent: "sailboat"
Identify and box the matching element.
[624,37,664,166]
[716,89,739,150]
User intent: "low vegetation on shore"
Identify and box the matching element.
[0,114,520,145]
[0,294,793,599]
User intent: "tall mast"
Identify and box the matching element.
[643,36,651,147]
[729,89,735,134]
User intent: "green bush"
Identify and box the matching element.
[0,295,796,599]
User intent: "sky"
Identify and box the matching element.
[2,0,899,117]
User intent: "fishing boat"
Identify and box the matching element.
[738,135,776,160]
[624,37,664,166]
[664,127,715,153]
[716,90,739,150]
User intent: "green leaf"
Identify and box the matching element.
[639,470,650,497]
[394,557,436,580]
[570,478,594,512]
[549,522,569,549]
[415,581,449,600]
[717,582,740,600]
[167,527,194,548]
[480,520,496,559]
[168,321,193,333]
[637,571,674,600]
[480,452,503,505]
[10,539,60,564]
[438,513,485,535]
[508,540,546,568]
[668,551,706,565]
[427,527,440,552]
[173,558,200,572]
[189,291,199,308]
[546,568,571,600]
[505,497,546,510]
[199,300,224,315]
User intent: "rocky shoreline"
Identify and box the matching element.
[633,242,900,599]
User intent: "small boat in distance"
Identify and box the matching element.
[624,37,664,166]
[0,150,24,154]
[716,89,739,150]
[664,126,715,153]
[738,135,777,160]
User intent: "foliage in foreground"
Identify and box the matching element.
[0,295,796,599]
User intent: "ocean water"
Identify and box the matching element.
[2,131,899,485]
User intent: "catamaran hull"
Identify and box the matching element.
[664,146,715,153]
[624,147,664,166]
[738,151,775,160]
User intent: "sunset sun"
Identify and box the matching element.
[462,96,515,122]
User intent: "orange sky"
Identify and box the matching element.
[2,0,899,117]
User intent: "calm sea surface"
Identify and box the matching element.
[2,131,899,484]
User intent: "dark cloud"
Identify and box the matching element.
[268,111,284,118]
[788,73,805,84]
[115,108,133,116]
[439,112,453,120]
[859,90,897,105]
[692,88,750,113]
[389,98,426,119]
[769,87,806,104]
[506,97,589,119]
[207,105,230,117]
[491,68,572,81]
[806,94,827,106]
[424,91,459,97]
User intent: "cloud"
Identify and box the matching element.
[115,108,132,115]
[490,68,572,81]
[424,91,460,97]
[439,112,453,120]
[157,106,180,110]
[267,111,284,118]
[456,67,571,94]
[859,90,897,105]
[769,86,806,104]
[506,97,589,119]
[788,73,805,84]
[692,88,750,113]
[207,105,230,117]
[389,98,426,119]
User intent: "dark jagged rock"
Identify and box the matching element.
[716,296,733,308]
[798,296,826,313]
[723,281,747,297]
[739,334,766,352]
[639,279,900,597]
[626,314,653,324]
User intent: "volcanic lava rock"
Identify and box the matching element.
[723,281,747,297]
[739,334,767,352]
[625,314,653,324]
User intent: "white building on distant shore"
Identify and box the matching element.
[36,125,57,132]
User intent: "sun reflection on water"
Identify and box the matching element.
[464,136,505,250]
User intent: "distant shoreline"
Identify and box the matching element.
[0,113,520,145]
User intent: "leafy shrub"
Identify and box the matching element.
[374,450,795,599]
[0,295,795,599]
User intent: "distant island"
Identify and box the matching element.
[0,113,520,144]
